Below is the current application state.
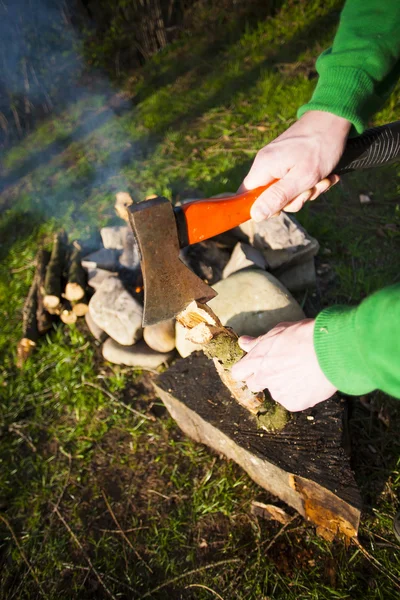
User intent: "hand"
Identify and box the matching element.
[239,110,352,221]
[231,320,337,412]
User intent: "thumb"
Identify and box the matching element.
[238,335,259,351]
[250,169,314,222]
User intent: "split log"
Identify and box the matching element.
[176,301,289,430]
[35,248,53,335]
[64,247,86,302]
[153,352,362,541]
[43,230,68,313]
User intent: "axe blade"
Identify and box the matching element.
[128,197,217,326]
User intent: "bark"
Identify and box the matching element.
[176,300,289,431]
[43,230,68,313]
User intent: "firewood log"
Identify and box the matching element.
[43,230,68,313]
[176,301,290,431]
[64,246,86,302]
[35,248,53,335]
[17,276,39,368]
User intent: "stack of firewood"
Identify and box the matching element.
[17,231,88,367]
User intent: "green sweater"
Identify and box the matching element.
[298,0,400,398]
[298,0,400,133]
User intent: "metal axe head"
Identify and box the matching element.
[128,197,217,326]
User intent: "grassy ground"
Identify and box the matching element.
[1,0,400,598]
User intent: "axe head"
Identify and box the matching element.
[128,197,217,326]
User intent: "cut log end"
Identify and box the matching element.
[43,295,61,313]
[60,309,78,325]
[72,302,89,317]
[115,191,134,222]
[17,338,36,368]
[65,282,85,302]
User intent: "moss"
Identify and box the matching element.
[256,394,291,432]
[203,332,244,369]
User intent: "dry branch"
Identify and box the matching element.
[176,301,290,431]
[176,301,265,415]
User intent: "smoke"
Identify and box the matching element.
[0,0,137,235]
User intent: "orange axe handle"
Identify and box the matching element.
[176,120,400,247]
[178,183,274,246]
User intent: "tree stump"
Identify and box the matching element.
[153,352,361,541]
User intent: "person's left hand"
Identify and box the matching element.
[231,319,337,412]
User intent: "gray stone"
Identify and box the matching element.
[89,277,143,346]
[144,319,176,353]
[278,259,317,293]
[87,268,118,291]
[119,229,140,271]
[239,213,319,270]
[222,242,266,279]
[102,338,173,369]
[100,226,128,250]
[207,269,304,338]
[85,311,108,342]
[82,248,119,271]
[175,321,203,358]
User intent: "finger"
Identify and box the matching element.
[281,188,313,213]
[237,153,277,195]
[245,374,265,393]
[238,336,258,351]
[250,167,318,222]
[231,354,258,381]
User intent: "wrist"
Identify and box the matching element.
[298,110,352,136]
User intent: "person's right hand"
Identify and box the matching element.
[239,110,352,221]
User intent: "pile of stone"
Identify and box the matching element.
[82,194,319,371]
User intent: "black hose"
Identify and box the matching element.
[335,120,400,174]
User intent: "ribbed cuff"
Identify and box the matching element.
[314,305,376,395]
[297,67,375,134]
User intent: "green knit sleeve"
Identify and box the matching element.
[314,285,400,398]
[298,0,400,133]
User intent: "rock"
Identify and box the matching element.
[207,269,304,337]
[180,240,231,285]
[144,319,176,353]
[82,248,119,271]
[175,321,202,358]
[222,242,266,279]
[84,311,108,342]
[100,226,128,250]
[119,229,140,271]
[102,338,173,369]
[87,268,118,290]
[239,213,319,270]
[359,193,372,204]
[278,259,317,293]
[89,277,143,345]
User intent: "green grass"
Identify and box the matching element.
[1,0,400,597]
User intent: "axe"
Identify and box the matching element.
[128,120,400,326]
